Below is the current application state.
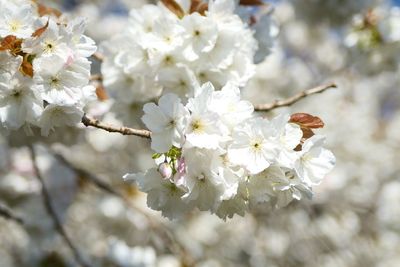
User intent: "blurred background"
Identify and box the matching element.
[1,0,400,266]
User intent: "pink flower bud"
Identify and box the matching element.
[158,163,173,179]
[64,51,75,68]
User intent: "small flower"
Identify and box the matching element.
[295,135,336,186]
[142,93,189,153]
[39,102,84,136]
[228,117,278,174]
[0,3,35,38]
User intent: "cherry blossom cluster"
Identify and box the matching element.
[345,7,400,49]
[291,0,376,26]
[101,0,274,111]
[0,0,96,135]
[124,83,335,220]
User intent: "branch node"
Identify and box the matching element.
[254,83,337,112]
[81,114,152,139]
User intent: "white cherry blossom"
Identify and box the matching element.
[295,135,336,186]
[142,93,189,153]
[228,117,279,174]
[0,3,34,38]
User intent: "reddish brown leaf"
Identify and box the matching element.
[197,3,208,15]
[161,0,185,18]
[0,35,17,51]
[37,3,62,17]
[301,127,315,139]
[289,113,324,148]
[20,58,34,77]
[294,144,302,151]
[239,0,266,6]
[32,21,49,38]
[289,113,324,129]
[190,0,208,15]
[0,35,23,55]
[190,0,202,13]
[95,84,109,101]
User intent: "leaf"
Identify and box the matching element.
[190,0,208,15]
[27,54,36,64]
[289,113,324,147]
[167,146,182,159]
[289,113,324,129]
[300,127,315,140]
[152,153,162,159]
[32,21,49,38]
[37,3,62,17]
[161,0,185,18]
[190,0,202,12]
[20,56,34,77]
[0,35,23,55]
[196,3,208,15]
[0,35,17,50]
[95,84,108,101]
[239,0,266,6]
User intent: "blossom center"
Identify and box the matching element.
[44,41,56,53]
[11,89,22,99]
[163,55,175,66]
[197,173,205,182]
[301,154,313,164]
[9,20,21,32]
[250,139,264,152]
[50,77,61,88]
[168,119,176,128]
[190,119,204,133]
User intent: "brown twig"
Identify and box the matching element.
[0,203,24,225]
[89,74,103,82]
[254,83,337,112]
[91,52,104,62]
[29,145,93,267]
[81,114,151,139]
[52,152,123,198]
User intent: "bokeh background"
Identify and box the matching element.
[1,0,400,266]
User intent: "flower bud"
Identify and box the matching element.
[158,163,173,179]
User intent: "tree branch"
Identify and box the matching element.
[89,74,103,81]
[254,83,337,112]
[81,114,151,139]
[51,150,195,266]
[0,203,24,225]
[81,83,335,137]
[29,145,93,267]
[52,152,123,198]
[91,52,104,62]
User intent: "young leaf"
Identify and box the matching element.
[161,0,185,19]
[290,113,324,146]
[95,84,109,101]
[20,56,34,77]
[37,3,62,17]
[289,113,324,129]
[239,0,266,6]
[0,35,23,56]
[32,21,49,38]
[152,153,163,159]
[190,0,208,15]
